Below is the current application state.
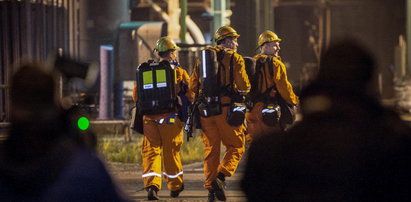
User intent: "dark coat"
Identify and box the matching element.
[242,81,411,202]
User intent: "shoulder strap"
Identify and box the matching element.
[215,49,226,93]
[254,58,264,92]
[266,56,277,91]
[217,50,224,91]
[229,53,235,91]
[217,49,225,61]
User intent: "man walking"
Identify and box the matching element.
[189,26,250,201]
[133,37,192,200]
[246,30,299,140]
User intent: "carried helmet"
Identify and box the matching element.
[154,36,179,52]
[257,30,281,47]
[214,26,240,42]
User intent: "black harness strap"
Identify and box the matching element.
[229,52,235,92]
[217,49,226,93]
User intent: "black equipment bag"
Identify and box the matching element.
[227,101,247,126]
[276,94,296,126]
[130,107,144,134]
[199,49,225,97]
[197,97,222,117]
[197,49,226,117]
[136,60,177,115]
[261,96,281,127]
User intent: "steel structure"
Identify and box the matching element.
[0,0,79,122]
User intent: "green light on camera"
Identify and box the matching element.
[77,117,90,130]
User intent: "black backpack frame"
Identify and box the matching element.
[135,60,177,115]
[199,49,226,98]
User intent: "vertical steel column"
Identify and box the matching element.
[263,0,273,31]
[11,0,21,68]
[211,0,226,41]
[40,0,47,59]
[1,1,11,121]
[407,0,411,75]
[45,1,52,56]
[256,0,273,35]
[180,0,187,44]
[69,0,77,57]
[20,1,32,60]
[52,0,57,53]
[57,0,63,51]
[33,1,41,60]
[178,0,190,71]
[62,0,69,52]
[0,1,5,121]
[0,36,3,121]
[78,0,129,62]
[99,45,114,120]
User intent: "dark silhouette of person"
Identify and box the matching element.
[242,39,411,202]
[0,63,128,201]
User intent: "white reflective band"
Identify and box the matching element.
[202,50,207,78]
[143,84,154,89]
[163,171,184,178]
[262,109,275,113]
[157,82,167,88]
[233,106,246,112]
[142,172,162,178]
[237,89,249,92]
[203,109,208,117]
[159,119,164,124]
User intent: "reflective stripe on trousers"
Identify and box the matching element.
[141,117,184,191]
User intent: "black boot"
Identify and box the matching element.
[170,184,184,198]
[208,190,216,202]
[211,173,226,201]
[147,185,159,200]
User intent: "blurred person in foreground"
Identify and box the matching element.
[245,30,299,141]
[0,63,127,201]
[242,39,411,201]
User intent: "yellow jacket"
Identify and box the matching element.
[190,46,250,104]
[253,54,299,105]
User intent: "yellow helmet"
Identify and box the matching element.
[257,30,282,47]
[214,26,240,42]
[154,36,179,52]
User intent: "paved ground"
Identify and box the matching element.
[108,160,248,202]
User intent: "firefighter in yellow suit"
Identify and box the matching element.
[132,37,193,200]
[189,26,250,202]
[246,30,299,140]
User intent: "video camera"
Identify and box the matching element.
[47,51,99,88]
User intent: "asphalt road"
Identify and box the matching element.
[108,159,248,202]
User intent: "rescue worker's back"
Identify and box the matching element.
[132,36,192,200]
[189,25,250,202]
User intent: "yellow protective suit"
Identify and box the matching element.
[133,64,193,191]
[245,55,299,140]
[189,46,250,190]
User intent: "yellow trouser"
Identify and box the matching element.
[200,106,246,190]
[141,116,184,191]
[245,102,281,141]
